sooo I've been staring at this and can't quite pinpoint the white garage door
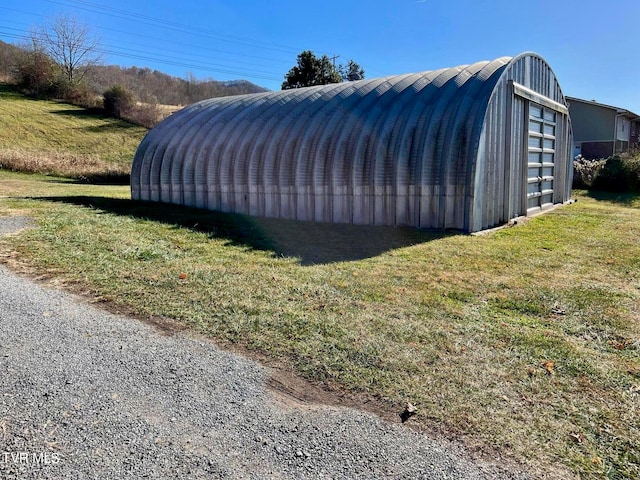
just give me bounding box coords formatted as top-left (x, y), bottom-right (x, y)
top-left (527, 103), bottom-right (556, 213)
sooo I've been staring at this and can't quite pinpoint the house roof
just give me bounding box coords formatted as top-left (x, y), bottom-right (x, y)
top-left (566, 96), bottom-right (640, 120)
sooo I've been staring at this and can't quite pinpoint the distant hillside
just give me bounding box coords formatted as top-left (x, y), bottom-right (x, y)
top-left (0, 39), bottom-right (269, 105)
top-left (88, 65), bottom-right (269, 106)
top-left (0, 39), bottom-right (22, 82)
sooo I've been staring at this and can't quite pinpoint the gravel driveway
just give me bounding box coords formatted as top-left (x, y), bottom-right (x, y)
top-left (0, 216), bottom-right (528, 479)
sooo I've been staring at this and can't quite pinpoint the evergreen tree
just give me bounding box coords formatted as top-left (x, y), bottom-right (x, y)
top-left (282, 50), bottom-right (364, 90)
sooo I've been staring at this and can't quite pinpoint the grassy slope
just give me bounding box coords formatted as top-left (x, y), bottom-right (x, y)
top-left (0, 84), bottom-right (147, 178)
top-left (0, 91), bottom-right (638, 479)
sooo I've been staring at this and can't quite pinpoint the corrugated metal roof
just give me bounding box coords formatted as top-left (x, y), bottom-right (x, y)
top-left (131, 53), bottom-right (572, 232)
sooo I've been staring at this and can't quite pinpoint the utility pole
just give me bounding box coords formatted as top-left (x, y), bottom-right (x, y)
top-left (329, 54), bottom-right (340, 67)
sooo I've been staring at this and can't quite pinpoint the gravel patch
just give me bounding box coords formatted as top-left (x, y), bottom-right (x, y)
top-left (0, 216), bottom-right (32, 237)
top-left (0, 217), bottom-right (530, 479)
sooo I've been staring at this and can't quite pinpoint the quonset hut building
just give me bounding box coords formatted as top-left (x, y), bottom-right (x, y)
top-left (131, 52), bottom-right (573, 233)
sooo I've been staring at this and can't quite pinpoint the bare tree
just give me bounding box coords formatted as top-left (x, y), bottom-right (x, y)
top-left (37, 14), bottom-right (102, 85)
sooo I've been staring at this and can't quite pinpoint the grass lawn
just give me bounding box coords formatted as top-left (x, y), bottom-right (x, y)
top-left (0, 170), bottom-right (638, 479)
top-left (0, 83), bottom-right (147, 181)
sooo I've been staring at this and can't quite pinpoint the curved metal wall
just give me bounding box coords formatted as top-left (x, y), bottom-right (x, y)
top-left (131, 53), bottom-right (571, 232)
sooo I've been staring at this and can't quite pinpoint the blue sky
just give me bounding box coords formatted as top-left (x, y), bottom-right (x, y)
top-left (1, 0), bottom-right (639, 112)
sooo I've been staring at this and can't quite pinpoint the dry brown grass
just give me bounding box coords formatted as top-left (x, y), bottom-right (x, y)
top-left (0, 148), bottom-right (130, 183)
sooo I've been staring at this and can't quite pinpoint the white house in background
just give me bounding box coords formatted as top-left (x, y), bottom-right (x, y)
top-left (567, 97), bottom-right (640, 159)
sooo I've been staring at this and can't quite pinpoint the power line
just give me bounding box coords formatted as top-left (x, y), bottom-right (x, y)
top-left (0, 4), bottom-right (297, 82)
top-left (0, 20), bottom-right (284, 72)
top-left (0, 27), bottom-right (283, 81)
top-left (0, 2), bottom-right (374, 82)
top-left (42, 0), bottom-right (302, 55)
top-left (0, 7), bottom-right (294, 67)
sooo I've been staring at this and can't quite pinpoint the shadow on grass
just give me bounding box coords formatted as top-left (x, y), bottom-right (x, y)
top-left (83, 123), bottom-right (141, 132)
top-left (43, 173), bottom-right (131, 186)
top-left (50, 109), bottom-right (141, 130)
top-left (34, 196), bottom-right (452, 265)
top-left (583, 190), bottom-right (640, 206)
top-left (50, 108), bottom-right (109, 118)
top-left (0, 170), bottom-right (129, 186)
top-left (0, 83), bottom-right (20, 95)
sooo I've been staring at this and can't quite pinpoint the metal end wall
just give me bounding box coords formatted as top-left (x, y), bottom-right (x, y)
top-left (472, 53), bottom-right (573, 231)
top-left (131, 53), bottom-right (572, 232)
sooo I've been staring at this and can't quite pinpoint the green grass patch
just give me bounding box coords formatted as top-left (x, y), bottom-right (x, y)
top-left (0, 84), bottom-right (146, 181)
top-left (1, 171), bottom-right (639, 479)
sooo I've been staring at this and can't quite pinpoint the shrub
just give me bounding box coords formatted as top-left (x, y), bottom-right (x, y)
top-left (593, 154), bottom-right (640, 193)
top-left (14, 48), bottom-right (60, 97)
top-left (60, 81), bottom-right (101, 108)
top-left (122, 102), bottom-right (163, 128)
top-left (103, 84), bottom-right (135, 118)
top-left (573, 156), bottom-right (607, 189)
